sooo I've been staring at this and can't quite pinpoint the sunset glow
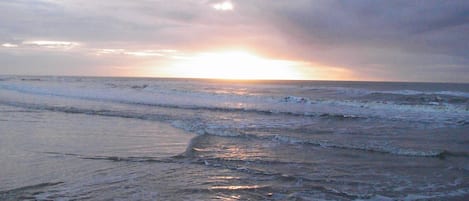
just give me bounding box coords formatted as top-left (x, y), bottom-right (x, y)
top-left (163, 51), bottom-right (306, 80)
top-left (1, 1), bottom-right (467, 82)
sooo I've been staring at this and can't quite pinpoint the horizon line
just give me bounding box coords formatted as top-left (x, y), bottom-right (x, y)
top-left (1, 74), bottom-right (468, 84)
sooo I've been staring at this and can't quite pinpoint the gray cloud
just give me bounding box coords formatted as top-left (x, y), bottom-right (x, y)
top-left (233, 0), bottom-right (469, 81)
top-left (246, 0), bottom-right (469, 51)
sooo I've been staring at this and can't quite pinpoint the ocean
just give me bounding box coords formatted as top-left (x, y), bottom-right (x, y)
top-left (0, 76), bottom-right (468, 200)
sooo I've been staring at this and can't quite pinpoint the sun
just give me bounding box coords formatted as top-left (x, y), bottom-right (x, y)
top-left (163, 51), bottom-right (306, 80)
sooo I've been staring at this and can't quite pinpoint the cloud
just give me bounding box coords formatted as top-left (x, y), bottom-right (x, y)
top-left (1, 43), bottom-right (18, 48)
top-left (0, 0), bottom-right (468, 82)
top-left (22, 40), bottom-right (80, 49)
top-left (95, 48), bottom-right (178, 57)
top-left (1, 39), bottom-right (80, 50)
top-left (232, 0), bottom-right (469, 81)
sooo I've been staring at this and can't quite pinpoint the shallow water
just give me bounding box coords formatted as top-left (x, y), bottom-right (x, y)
top-left (0, 76), bottom-right (468, 200)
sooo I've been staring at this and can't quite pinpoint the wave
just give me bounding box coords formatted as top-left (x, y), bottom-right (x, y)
top-left (318, 113), bottom-right (365, 120)
top-left (1, 99), bottom-right (468, 159)
top-left (0, 101), bottom-right (178, 125)
top-left (0, 182), bottom-right (63, 198)
top-left (280, 92), bottom-right (468, 109)
top-left (301, 85), bottom-right (469, 98)
top-left (362, 92), bottom-right (469, 106)
top-left (2, 98), bottom-right (469, 160)
top-left (280, 96), bottom-right (311, 104)
top-left (316, 85), bottom-right (469, 97)
top-left (0, 87), bottom-right (373, 122)
top-left (279, 95), bottom-right (468, 125)
top-left (42, 152), bottom-right (172, 163)
top-left (382, 89), bottom-right (469, 98)
top-left (180, 129), bottom-right (469, 159)
top-left (1, 80), bottom-right (468, 130)
top-left (0, 99), bottom-right (372, 141)
top-left (271, 135), bottom-right (469, 158)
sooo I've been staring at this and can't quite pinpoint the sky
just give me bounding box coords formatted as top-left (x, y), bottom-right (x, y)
top-left (0, 0), bottom-right (468, 82)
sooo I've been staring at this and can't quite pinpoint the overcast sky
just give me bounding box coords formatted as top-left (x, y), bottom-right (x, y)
top-left (1, 0), bottom-right (468, 82)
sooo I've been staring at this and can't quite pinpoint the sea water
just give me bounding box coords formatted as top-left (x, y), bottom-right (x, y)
top-left (0, 76), bottom-right (468, 200)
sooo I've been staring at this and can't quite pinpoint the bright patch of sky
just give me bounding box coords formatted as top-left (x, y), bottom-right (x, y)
top-left (213, 1), bottom-right (234, 11)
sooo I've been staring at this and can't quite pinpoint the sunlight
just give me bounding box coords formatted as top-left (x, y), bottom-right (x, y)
top-left (164, 51), bottom-right (307, 80)
top-left (212, 1), bottom-right (234, 11)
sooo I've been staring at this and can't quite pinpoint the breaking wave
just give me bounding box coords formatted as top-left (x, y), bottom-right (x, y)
top-left (272, 135), bottom-right (469, 158)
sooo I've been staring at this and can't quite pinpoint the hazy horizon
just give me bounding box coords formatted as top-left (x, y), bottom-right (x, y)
top-left (5, 74), bottom-right (469, 85)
